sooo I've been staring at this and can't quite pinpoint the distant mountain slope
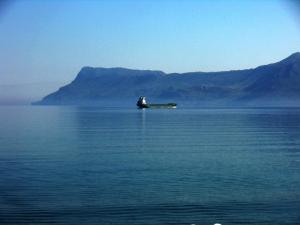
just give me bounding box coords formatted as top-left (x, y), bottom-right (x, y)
top-left (34, 53), bottom-right (300, 106)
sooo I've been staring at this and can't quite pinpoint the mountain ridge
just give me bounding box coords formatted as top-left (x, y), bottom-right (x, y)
top-left (34, 52), bottom-right (300, 106)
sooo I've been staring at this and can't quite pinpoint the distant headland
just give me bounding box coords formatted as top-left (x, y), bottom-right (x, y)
top-left (33, 52), bottom-right (300, 107)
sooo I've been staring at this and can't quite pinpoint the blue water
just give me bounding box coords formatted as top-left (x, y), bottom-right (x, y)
top-left (0, 106), bottom-right (299, 225)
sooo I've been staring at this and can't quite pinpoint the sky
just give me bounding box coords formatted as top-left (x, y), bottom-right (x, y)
top-left (0, 0), bottom-right (300, 104)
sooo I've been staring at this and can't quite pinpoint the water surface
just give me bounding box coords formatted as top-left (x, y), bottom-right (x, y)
top-left (0, 106), bottom-right (299, 225)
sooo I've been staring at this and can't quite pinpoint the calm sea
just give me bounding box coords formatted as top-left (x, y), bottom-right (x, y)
top-left (0, 106), bottom-right (299, 225)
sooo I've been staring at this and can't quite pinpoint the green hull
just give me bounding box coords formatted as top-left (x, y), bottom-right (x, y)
top-left (140, 103), bottom-right (177, 109)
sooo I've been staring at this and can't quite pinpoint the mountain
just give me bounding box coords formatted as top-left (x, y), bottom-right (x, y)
top-left (34, 53), bottom-right (300, 106)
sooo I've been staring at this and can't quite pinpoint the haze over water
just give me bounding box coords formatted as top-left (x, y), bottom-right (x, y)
top-left (0, 106), bottom-right (299, 225)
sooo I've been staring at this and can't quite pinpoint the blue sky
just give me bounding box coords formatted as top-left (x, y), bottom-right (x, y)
top-left (0, 0), bottom-right (300, 103)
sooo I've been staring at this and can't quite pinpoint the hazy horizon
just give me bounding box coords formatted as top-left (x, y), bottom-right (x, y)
top-left (1, 0), bottom-right (300, 104)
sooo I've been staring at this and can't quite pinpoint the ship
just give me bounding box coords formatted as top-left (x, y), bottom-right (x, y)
top-left (136, 96), bottom-right (177, 109)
